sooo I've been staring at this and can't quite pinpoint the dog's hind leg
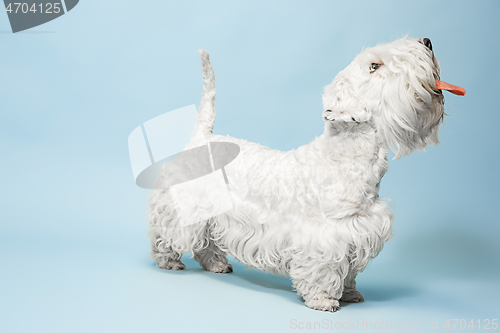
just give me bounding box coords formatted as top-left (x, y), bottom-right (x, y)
top-left (340, 271), bottom-right (364, 303)
top-left (290, 256), bottom-right (349, 312)
top-left (151, 236), bottom-right (186, 271)
top-left (193, 227), bottom-right (232, 273)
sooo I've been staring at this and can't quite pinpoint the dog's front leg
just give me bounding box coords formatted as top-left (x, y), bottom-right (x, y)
top-left (290, 257), bottom-right (349, 312)
top-left (340, 271), bottom-right (364, 303)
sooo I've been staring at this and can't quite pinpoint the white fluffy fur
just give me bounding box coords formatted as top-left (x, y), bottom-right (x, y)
top-left (147, 37), bottom-right (445, 312)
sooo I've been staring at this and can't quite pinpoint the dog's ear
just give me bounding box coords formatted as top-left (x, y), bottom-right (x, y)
top-left (322, 80), bottom-right (372, 124)
top-left (377, 73), bottom-right (444, 159)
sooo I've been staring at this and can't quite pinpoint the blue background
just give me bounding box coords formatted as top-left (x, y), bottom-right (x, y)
top-left (1, 1), bottom-right (499, 332)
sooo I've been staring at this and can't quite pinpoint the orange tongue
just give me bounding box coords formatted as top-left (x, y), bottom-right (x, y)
top-left (436, 80), bottom-right (466, 96)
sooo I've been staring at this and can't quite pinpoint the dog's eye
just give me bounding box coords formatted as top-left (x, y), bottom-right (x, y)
top-left (370, 63), bottom-right (381, 73)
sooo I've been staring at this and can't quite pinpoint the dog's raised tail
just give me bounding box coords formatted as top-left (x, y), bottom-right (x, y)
top-left (193, 50), bottom-right (216, 140)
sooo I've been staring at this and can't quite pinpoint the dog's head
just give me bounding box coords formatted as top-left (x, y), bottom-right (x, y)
top-left (322, 37), bottom-right (464, 159)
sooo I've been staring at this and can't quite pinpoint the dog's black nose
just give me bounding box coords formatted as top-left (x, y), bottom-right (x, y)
top-left (422, 38), bottom-right (432, 51)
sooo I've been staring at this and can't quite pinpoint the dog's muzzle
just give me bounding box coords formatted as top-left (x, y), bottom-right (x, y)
top-left (420, 37), bottom-right (466, 96)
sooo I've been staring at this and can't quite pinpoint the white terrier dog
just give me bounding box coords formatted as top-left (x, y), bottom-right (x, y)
top-left (147, 37), bottom-right (464, 312)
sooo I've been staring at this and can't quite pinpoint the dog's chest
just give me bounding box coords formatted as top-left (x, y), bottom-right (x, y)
top-left (316, 133), bottom-right (387, 218)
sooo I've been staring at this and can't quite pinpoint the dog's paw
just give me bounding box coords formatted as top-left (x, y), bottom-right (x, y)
top-left (305, 295), bottom-right (340, 312)
top-left (340, 289), bottom-right (364, 303)
top-left (209, 262), bottom-right (233, 273)
top-left (323, 108), bottom-right (371, 123)
top-left (157, 258), bottom-right (186, 271)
